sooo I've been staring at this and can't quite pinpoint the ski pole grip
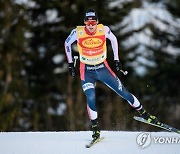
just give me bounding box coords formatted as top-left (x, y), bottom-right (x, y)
top-left (120, 70), bottom-right (128, 75)
top-left (74, 56), bottom-right (78, 67)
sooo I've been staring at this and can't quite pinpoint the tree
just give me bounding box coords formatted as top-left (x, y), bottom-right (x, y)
top-left (0, 0), bottom-right (29, 131)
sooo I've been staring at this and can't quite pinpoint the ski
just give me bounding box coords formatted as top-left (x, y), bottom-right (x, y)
top-left (134, 116), bottom-right (180, 134)
top-left (85, 137), bottom-right (104, 148)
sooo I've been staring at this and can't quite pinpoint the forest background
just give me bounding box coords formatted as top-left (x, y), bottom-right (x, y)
top-left (0, 0), bottom-right (179, 132)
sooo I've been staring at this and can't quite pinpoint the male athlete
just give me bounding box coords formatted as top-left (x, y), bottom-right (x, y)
top-left (64, 8), bottom-right (158, 140)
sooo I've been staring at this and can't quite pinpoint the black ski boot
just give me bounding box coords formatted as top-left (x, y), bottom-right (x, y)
top-left (138, 108), bottom-right (159, 124)
top-left (91, 119), bottom-right (100, 141)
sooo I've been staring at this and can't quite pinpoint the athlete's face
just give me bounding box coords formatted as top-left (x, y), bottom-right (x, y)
top-left (85, 20), bottom-right (98, 33)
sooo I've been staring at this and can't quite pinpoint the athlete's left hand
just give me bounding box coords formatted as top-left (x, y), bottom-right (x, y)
top-left (114, 60), bottom-right (122, 72)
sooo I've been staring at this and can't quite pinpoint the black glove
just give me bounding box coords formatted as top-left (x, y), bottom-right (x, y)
top-left (68, 63), bottom-right (76, 77)
top-left (114, 60), bottom-right (122, 72)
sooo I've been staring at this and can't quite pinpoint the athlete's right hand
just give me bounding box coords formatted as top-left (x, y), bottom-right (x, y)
top-left (68, 63), bottom-right (76, 77)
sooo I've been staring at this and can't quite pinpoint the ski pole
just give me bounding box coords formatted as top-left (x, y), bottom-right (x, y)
top-left (74, 56), bottom-right (78, 67)
top-left (120, 70), bottom-right (128, 75)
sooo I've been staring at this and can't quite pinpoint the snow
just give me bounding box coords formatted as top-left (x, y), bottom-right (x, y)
top-left (0, 131), bottom-right (179, 154)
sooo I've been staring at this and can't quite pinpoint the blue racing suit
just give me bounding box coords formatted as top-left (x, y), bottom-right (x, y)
top-left (80, 61), bottom-right (142, 120)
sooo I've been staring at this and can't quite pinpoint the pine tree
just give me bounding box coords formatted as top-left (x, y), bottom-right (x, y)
top-left (0, 0), bottom-right (29, 131)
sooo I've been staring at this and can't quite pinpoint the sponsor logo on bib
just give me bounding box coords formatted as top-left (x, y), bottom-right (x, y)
top-left (82, 38), bottom-right (103, 48)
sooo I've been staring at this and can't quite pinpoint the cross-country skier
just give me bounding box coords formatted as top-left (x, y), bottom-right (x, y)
top-left (64, 8), bottom-right (158, 141)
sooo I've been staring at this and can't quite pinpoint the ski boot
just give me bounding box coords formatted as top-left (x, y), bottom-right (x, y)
top-left (138, 108), bottom-right (159, 124)
top-left (91, 119), bottom-right (100, 141)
